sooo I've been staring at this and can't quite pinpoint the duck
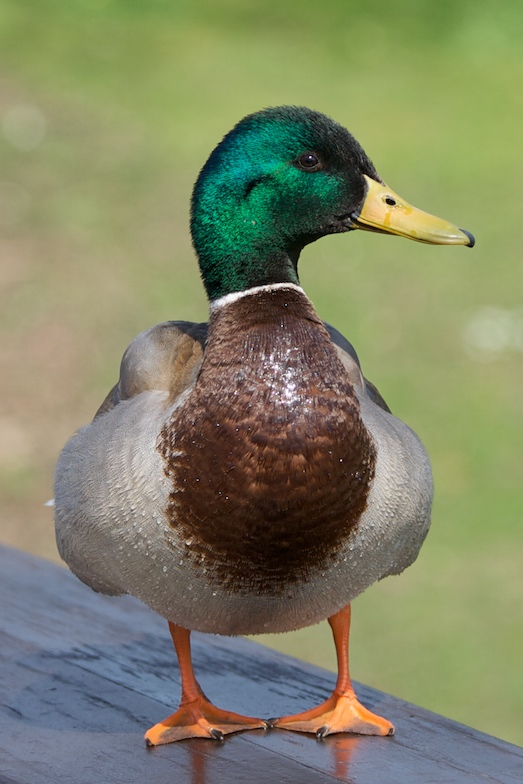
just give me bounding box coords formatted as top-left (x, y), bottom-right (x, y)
top-left (54, 106), bottom-right (474, 746)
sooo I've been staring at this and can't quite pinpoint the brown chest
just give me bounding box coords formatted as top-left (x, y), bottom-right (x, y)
top-left (158, 289), bottom-right (376, 594)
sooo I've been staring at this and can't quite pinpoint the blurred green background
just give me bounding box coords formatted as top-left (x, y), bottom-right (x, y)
top-left (0, 0), bottom-right (521, 746)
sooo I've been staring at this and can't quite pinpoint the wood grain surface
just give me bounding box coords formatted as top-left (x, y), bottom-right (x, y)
top-left (0, 545), bottom-right (521, 783)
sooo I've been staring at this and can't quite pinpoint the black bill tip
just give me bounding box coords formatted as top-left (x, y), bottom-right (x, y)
top-left (460, 228), bottom-right (475, 248)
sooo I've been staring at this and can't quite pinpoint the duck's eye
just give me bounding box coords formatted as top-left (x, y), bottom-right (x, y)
top-left (297, 152), bottom-right (322, 171)
top-left (384, 196), bottom-right (397, 206)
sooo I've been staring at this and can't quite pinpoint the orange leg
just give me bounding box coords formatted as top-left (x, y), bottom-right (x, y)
top-left (274, 604), bottom-right (395, 738)
top-left (145, 622), bottom-right (267, 745)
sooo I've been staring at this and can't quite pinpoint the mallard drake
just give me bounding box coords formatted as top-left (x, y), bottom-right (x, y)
top-left (55, 106), bottom-right (474, 745)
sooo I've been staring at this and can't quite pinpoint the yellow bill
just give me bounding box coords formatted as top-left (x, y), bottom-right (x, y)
top-left (352, 175), bottom-right (475, 247)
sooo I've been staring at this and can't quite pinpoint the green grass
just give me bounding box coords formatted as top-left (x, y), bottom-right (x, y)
top-left (0, 0), bottom-right (521, 746)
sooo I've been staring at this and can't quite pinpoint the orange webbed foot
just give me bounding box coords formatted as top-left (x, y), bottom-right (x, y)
top-left (273, 603), bottom-right (395, 738)
top-left (145, 693), bottom-right (267, 745)
top-left (147, 621), bottom-right (267, 745)
top-left (273, 689), bottom-right (394, 738)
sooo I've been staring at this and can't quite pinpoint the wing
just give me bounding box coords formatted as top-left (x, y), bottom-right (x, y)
top-left (324, 321), bottom-right (392, 414)
top-left (94, 321), bottom-right (208, 420)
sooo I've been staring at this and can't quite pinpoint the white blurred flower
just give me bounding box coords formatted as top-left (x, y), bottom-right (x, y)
top-left (2, 104), bottom-right (47, 151)
top-left (462, 306), bottom-right (523, 361)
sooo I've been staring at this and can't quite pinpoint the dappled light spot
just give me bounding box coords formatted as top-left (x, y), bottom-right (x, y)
top-left (2, 103), bottom-right (47, 151)
top-left (462, 306), bottom-right (523, 361)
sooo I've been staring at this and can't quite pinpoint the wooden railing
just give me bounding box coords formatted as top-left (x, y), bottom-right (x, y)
top-left (0, 545), bottom-right (521, 783)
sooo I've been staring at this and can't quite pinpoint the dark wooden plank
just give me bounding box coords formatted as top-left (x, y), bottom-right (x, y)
top-left (0, 544), bottom-right (521, 784)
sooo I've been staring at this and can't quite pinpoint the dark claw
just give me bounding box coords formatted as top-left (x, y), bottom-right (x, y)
top-left (316, 724), bottom-right (330, 739)
top-left (387, 726), bottom-right (395, 736)
top-left (266, 718), bottom-right (278, 728)
top-left (210, 728), bottom-right (225, 741)
top-left (145, 737), bottom-right (154, 748)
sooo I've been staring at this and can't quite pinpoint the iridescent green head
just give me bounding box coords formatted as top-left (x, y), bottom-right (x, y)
top-left (190, 106), bottom-right (474, 301)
